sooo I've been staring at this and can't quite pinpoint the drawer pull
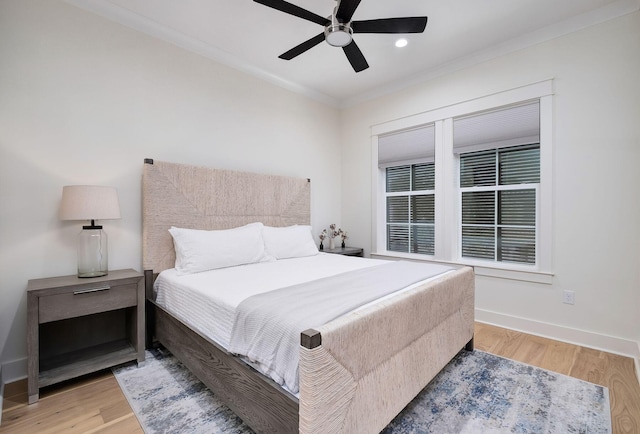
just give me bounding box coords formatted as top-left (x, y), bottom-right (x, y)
top-left (73, 285), bottom-right (111, 295)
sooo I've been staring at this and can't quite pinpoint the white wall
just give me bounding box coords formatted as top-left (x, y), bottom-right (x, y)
top-left (0, 0), bottom-right (341, 377)
top-left (341, 12), bottom-right (640, 356)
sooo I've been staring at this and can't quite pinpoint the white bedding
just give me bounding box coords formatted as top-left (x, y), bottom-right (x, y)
top-left (154, 253), bottom-right (388, 349)
top-left (154, 253), bottom-right (453, 393)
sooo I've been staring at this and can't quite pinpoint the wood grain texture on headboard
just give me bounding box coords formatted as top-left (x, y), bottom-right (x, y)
top-left (142, 159), bottom-right (311, 273)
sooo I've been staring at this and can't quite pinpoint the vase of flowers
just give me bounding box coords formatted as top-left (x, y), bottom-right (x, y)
top-left (329, 224), bottom-right (339, 249)
top-left (323, 224), bottom-right (348, 250)
top-left (321, 225), bottom-right (347, 250)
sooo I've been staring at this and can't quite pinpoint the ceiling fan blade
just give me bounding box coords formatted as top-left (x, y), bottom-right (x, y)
top-left (253, 0), bottom-right (330, 26)
top-left (342, 40), bottom-right (369, 72)
top-left (336, 0), bottom-right (362, 23)
top-left (279, 33), bottom-right (326, 60)
top-left (352, 17), bottom-right (428, 34)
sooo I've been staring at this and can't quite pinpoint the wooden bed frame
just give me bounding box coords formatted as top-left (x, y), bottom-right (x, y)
top-left (142, 159), bottom-right (475, 434)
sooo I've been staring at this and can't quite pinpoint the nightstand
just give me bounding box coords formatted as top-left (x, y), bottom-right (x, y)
top-left (27, 269), bottom-right (144, 404)
top-left (323, 246), bottom-right (364, 257)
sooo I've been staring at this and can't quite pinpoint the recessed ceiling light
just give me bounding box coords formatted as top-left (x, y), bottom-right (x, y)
top-left (395, 38), bottom-right (408, 48)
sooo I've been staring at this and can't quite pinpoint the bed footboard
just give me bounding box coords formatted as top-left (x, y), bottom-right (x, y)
top-left (299, 266), bottom-right (475, 434)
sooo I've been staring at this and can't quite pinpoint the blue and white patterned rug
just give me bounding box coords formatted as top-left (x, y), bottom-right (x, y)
top-left (113, 348), bottom-right (611, 433)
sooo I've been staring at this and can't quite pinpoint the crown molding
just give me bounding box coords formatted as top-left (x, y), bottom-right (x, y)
top-left (64, 0), bottom-right (340, 107)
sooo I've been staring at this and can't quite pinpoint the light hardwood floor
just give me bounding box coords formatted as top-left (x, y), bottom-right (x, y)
top-left (2, 323), bottom-right (639, 433)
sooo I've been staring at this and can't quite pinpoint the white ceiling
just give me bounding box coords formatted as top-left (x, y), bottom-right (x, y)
top-left (68, 0), bottom-right (638, 106)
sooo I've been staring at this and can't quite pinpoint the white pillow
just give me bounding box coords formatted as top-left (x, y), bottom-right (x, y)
top-left (262, 225), bottom-right (319, 259)
top-left (169, 223), bottom-right (271, 275)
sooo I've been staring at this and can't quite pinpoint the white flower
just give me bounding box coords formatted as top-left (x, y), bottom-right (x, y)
top-left (326, 224), bottom-right (346, 239)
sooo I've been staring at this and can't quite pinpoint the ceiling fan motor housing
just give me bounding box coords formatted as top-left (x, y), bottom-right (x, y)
top-left (325, 22), bottom-right (353, 47)
top-left (325, 7), bottom-right (353, 47)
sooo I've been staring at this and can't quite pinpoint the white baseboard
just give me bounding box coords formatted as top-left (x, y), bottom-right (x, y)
top-left (1, 358), bottom-right (27, 387)
top-left (476, 308), bottom-right (640, 386)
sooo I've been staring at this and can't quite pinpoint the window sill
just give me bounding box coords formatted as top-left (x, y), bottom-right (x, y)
top-left (370, 251), bottom-right (554, 284)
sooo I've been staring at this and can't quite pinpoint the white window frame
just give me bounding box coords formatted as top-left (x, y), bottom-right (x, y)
top-left (371, 80), bottom-right (553, 283)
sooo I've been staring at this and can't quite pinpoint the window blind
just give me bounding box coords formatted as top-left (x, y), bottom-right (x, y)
top-left (378, 124), bottom-right (435, 166)
top-left (453, 101), bottom-right (540, 155)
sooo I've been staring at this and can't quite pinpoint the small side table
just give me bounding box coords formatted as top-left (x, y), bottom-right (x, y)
top-left (27, 269), bottom-right (145, 403)
top-left (322, 246), bottom-right (364, 257)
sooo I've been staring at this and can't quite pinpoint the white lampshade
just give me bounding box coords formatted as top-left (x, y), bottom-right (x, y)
top-left (59, 185), bottom-right (121, 278)
top-left (59, 185), bottom-right (121, 221)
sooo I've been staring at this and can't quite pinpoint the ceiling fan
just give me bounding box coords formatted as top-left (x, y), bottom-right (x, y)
top-left (254, 0), bottom-right (428, 72)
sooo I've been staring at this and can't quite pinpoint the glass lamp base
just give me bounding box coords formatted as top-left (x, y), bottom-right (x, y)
top-left (77, 227), bottom-right (108, 278)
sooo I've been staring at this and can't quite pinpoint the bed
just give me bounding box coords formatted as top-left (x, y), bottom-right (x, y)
top-left (142, 159), bottom-right (475, 434)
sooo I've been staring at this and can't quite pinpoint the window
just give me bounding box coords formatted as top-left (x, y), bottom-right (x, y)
top-left (372, 80), bottom-right (552, 276)
top-left (459, 144), bottom-right (540, 264)
top-left (385, 163), bottom-right (435, 254)
top-left (378, 125), bottom-right (435, 256)
top-left (454, 100), bottom-right (541, 266)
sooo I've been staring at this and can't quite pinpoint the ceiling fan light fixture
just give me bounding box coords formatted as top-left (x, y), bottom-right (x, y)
top-left (325, 24), bottom-right (353, 47)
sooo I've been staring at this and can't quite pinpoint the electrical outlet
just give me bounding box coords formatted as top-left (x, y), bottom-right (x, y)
top-left (562, 290), bottom-right (575, 305)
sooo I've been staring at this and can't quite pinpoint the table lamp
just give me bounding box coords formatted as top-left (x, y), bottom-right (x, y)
top-left (59, 185), bottom-right (121, 278)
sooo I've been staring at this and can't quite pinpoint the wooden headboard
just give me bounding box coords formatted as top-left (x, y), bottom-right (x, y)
top-left (142, 159), bottom-right (311, 273)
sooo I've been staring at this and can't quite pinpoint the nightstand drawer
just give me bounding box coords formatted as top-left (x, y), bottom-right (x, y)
top-left (39, 283), bottom-right (138, 323)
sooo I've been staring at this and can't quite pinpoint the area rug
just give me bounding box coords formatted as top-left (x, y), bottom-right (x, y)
top-left (113, 348), bottom-right (611, 433)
